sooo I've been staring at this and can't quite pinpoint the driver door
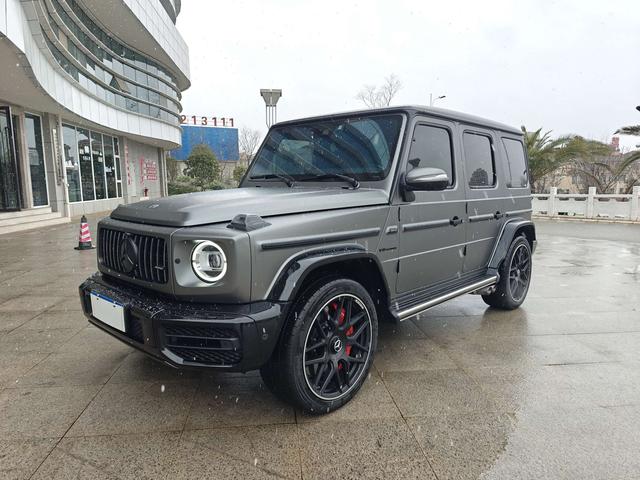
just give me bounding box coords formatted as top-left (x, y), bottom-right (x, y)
top-left (396, 118), bottom-right (466, 294)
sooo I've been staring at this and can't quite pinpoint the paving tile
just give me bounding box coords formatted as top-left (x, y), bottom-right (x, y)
top-left (0, 295), bottom-right (64, 313)
top-left (31, 432), bottom-right (180, 480)
top-left (407, 412), bottom-right (513, 480)
top-left (298, 418), bottom-right (436, 480)
top-left (20, 310), bottom-right (88, 331)
top-left (11, 348), bottom-right (128, 387)
top-left (67, 381), bottom-right (198, 437)
top-left (0, 437), bottom-right (59, 480)
top-left (0, 385), bottom-right (99, 440)
top-left (374, 336), bottom-right (456, 373)
top-left (383, 369), bottom-right (499, 418)
top-left (186, 375), bottom-right (295, 429)
top-left (0, 311), bottom-right (38, 333)
top-left (482, 405), bottom-right (640, 479)
top-left (179, 425), bottom-right (301, 479)
top-left (0, 351), bottom-right (49, 388)
top-left (0, 327), bottom-right (82, 355)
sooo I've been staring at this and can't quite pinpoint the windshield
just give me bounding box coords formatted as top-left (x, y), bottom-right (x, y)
top-left (246, 114), bottom-right (403, 182)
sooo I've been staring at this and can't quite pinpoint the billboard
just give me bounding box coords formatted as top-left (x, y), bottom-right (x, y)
top-left (171, 125), bottom-right (239, 161)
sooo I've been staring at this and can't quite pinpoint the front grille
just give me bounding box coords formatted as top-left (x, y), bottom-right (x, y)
top-left (163, 323), bottom-right (242, 366)
top-left (99, 228), bottom-right (168, 284)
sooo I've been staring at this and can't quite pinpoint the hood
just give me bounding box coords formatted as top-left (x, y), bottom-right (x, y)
top-left (110, 187), bottom-right (389, 227)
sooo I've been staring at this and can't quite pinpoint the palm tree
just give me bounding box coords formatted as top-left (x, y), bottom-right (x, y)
top-left (615, 125), bottom-right (640, 136)
top-left (522, 127), bottom-right (611, 192)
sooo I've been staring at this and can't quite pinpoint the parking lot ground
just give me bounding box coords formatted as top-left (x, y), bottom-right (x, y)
top-left (0, 216), bottom-right (639, 479)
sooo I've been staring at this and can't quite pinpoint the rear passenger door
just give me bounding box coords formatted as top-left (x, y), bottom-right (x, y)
top-left (396, 118), bottom-right (466, 293)
top-left (461, 128), bottom-right (506, 273)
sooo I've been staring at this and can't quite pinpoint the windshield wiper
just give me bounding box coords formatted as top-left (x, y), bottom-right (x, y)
top-left (298, 173), bottom-right (360, 189)
top-left (249, 173), bottom-right (295, 187)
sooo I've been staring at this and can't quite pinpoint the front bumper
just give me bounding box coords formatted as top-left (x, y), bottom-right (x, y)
top-left (79, 274), bottom-right (285, 372)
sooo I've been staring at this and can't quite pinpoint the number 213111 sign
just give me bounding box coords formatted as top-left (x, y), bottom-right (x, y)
top-left (180, 115), bottom-right (235, 127)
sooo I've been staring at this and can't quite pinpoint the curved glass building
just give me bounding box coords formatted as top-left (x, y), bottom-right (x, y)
top-left (0, 0), bottom-right (190, 231)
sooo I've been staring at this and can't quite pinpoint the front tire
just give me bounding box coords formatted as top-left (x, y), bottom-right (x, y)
top-left (482, 235), bottom-right (532, 310)
top-left (261, 278), bottom-right (378, 414)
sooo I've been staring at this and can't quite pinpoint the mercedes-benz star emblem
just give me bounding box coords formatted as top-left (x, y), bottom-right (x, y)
top-left (118, 233), bottom-right (138, 274)
top-left (332, 338), bottom-right (343, 353)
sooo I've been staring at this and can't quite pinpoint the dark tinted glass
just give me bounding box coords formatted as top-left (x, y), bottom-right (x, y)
top-left (248, 114), bottom-right (403, 181)
top-left (502, 138), bottom-right (528, 188)
top-left (463, 132), bottom-right (495, 188)
top-left (408, 124), bottom-right (454, 186)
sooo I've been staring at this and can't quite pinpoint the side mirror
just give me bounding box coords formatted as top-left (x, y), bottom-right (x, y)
top-left (404, 167), bottom-right (449, 191)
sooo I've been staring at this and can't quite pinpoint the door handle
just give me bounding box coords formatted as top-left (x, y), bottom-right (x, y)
top-left (494, 211), bottom-right (505, 219)
top-left (450, 216), bottom-right (463, 226)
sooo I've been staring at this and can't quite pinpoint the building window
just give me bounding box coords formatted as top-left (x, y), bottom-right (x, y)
top-left (24, 114), bottom-right (49, 206)
top-left (62, 124), bottom-right (81, 202)
top-left (62, 124), bottom-right (122, 203)
top-left (91, 132), bottom-right (106, 200)
top-left (77, 128), bottom-right (94, 200)
top-left (408, 124), bottom-right (454, 186)
top-left (463, 132), bottom-right (496, 188)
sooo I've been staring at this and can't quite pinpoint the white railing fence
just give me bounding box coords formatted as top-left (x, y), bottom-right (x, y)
top-left (533, 186), bottom-right (640, 221)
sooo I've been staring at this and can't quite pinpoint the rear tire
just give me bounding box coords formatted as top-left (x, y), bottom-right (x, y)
top-left (482, 235), bottom-right (532, 310)
top-left (261, 278), bottom-right (378, 414)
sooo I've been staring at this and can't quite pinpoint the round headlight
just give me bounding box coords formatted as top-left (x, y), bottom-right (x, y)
top-left (191, 241), bottom-right (227, 283)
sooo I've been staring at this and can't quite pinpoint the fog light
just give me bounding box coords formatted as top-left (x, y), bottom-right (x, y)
top-left (191, 241), bottom-right (227, 283)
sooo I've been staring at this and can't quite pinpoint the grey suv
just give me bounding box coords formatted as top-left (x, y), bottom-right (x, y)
top-left (79, 106), bottom-right (535, 413)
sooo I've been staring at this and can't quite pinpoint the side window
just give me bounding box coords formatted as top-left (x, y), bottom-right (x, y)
top-left (408, 124), bottom-right (454, 186)
top-left (463, 132), bottom-right (495, 188)
top-left (502, 138), bottom-right (528, 188)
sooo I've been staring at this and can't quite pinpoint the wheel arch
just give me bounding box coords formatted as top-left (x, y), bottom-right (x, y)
top-left (267, 245), bottom-right (392, 319)
top-left (487, 218), bottom-right (536, 273)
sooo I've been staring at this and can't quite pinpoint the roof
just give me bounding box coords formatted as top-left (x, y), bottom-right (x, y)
top-left (275, 105), bottom-right (522, 136)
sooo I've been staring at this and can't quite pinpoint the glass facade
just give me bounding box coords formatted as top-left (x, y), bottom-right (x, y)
top-left (24, 114), bottom-right (49, 206)
top-left (62, 124), bottom-right (122, 203)
top-left (41, 0), bottom-right (181, 125)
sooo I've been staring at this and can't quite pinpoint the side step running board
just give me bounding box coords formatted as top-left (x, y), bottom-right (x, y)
top-left (395, 275), bottom-right (498, 321)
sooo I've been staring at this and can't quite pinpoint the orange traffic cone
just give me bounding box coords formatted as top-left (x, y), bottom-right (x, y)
top-left (74, 215), bottom-right (95, 250)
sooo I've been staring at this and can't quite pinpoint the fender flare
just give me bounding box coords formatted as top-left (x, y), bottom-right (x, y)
top-left (487, 218), bottom-right (536, 274)
top-left (266, 244), bottom-right (391, 304)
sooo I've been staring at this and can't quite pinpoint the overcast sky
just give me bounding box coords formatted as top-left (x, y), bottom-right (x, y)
top-left (177, 0), bottom-right (640, 150)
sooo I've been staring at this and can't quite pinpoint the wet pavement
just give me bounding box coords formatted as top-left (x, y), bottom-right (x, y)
top-left (0, 215), bottom-right (639, 480)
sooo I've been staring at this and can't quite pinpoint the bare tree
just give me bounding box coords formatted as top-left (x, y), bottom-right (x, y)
top-left (239, 127), bottom-right (261, 165)
top-left (356, 74), bottom-right (402, 108)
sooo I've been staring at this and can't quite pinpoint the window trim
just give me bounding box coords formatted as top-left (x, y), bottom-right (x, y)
top-left (62, 123), bottom-right (124, 204)
top-left (408, 121), bottom-right (457, 189)
top-left (462, 129), bottom-right (498, 190)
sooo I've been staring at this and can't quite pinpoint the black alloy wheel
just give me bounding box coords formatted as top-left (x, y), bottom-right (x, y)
top-left (508, 243), bottom-right (531, 302)
top-left (260, 278), bottom-right (378, 413)
top-left (482, 235), bottom-right (532, 310)
top-left (303, 294), bottom-right (372, 400)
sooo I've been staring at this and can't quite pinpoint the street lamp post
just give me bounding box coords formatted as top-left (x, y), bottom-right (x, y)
top-left (260, 89), bottom-right (282, 128)
top-left (429, 93), bottom-right (446, 107)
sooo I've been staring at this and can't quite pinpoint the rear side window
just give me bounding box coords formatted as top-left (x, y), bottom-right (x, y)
top-left (502, 138), bottom-right (528, 188)
top-left (463, 132), bottom-right (495, 188)
top-left (408, 124), bottom-right (454, 186)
